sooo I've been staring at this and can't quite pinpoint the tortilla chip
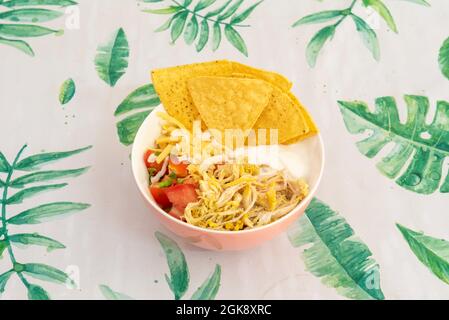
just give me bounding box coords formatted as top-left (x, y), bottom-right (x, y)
top-left (187, 76), bottom-right (272, 140)
top-left (251, 86), bottom-right (309, 144)
top-left (151, 60), bottom-right (317, 145)
top-left (231, 73), bottom-right (316, 144)
top-left (282, 91), bottom-right (318, 144)
top-left (151, 60), bottom-right (294, 130)
top-left (230, 62), bottom-right (292, 92)
top-left (151, 60), bottom-right (234, 129)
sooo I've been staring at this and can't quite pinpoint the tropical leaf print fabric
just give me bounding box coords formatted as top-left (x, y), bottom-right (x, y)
top-left (1, 0), bottom-right (449, 299)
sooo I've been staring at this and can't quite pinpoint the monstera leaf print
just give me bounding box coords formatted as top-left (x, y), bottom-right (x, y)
top-left (141, 0), bottom-right (264, 56)
top-left (0, 0), bottom-right (77, 56)
top-left (338, 95), bottom-right (449, 194)
top-left (293, 0), bottom-right (430, 67)
top-left (0, 144), bottom-right (91, 300)
top-left (438, 36), bottom-right (449, 81)
top-left (288, 198), bottom-right (384, 300)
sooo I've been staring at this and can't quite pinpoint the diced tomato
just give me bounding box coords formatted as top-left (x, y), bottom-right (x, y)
top-left (144, 149), bottom-right (163, 172)
top-left (180, 177), bottom-right (199, 188)
top-left (149, 185), bottom-right (171, 208)
top-left (164, 184), bottom-right (198, 212)
top-left (168, 159), bottom-right (189, 178)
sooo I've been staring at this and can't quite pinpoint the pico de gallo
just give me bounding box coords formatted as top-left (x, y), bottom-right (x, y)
top-left (144, 149), bottom-right (199, 219)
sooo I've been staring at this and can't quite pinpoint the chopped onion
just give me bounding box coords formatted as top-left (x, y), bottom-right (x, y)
top-left (150, 156), bottom-right (169, 184)
top-left (147, 153), bottom-right (157, 163)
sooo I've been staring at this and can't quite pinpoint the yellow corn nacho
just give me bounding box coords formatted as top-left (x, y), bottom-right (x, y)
top-left (151, 60), bottom-right (234, 129)
top-left (187, 76), bottom-right (273, 141)
top-left (151, 60), bottom-right (318, 145)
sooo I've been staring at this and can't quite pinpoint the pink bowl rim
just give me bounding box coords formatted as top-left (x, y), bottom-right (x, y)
top-left (131, 113), bottom-right (325, 235)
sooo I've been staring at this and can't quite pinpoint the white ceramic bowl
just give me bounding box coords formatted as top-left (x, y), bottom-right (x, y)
top-left (132, 105), bottom-right (325, 251)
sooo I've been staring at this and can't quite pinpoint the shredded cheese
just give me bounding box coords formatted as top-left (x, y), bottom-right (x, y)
top-left (223, 176), bottom-right (256, 188)
top-left (156, 112), bottom-right (188, 132)
top-left (156, 144), bottom-right (173, 164)
top-left (156, 136), bottom-right (181, 145)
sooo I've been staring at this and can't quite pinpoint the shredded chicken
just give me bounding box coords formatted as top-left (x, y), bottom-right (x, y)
top-left (183, 161), bottom-right (309, 231)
